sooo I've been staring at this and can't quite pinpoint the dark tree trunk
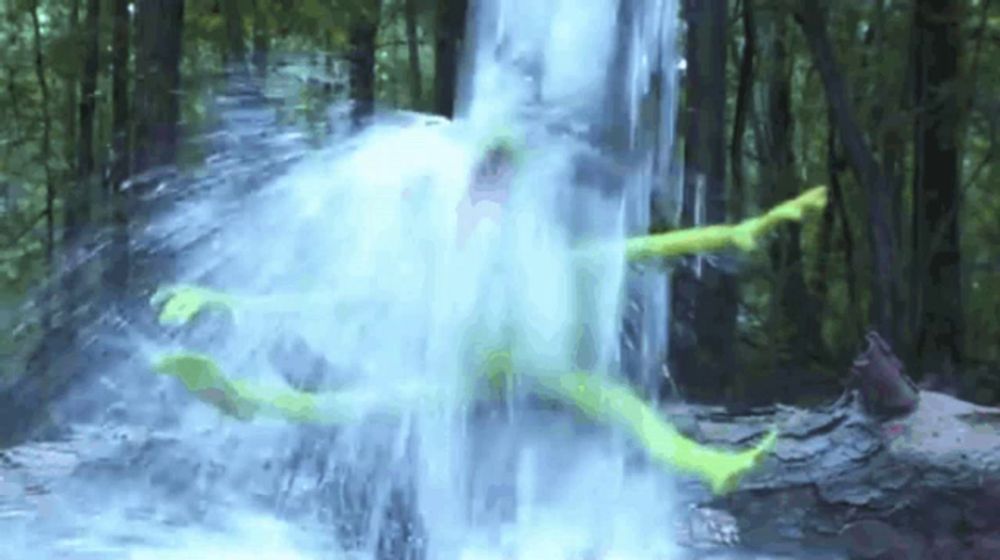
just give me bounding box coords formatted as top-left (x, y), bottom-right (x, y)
top-left (434, 0), bottom-right (468, 118)
top-left (794, 0), bottom-right (899, 345)
top-left (815, 108), bottom-right (863, 341)
top-left (8, 0), bottom-right (64, 448)
top-left (670, 0), bottom-right (739, 405)
top-left (405, 0), bottom-right (423, 107)
top-left (729, 0), bottom-right (756, 221)
top-left (912, 0), bottom-right (963, 378)
top-left (76, 0), bottom-right (99, 202)
top-left (762, 12), bottom-right (825, 387)
top-left (104, 0), bottom-right (131, 297)
top-left (28, 1), bottom-right (54, 274)
top-left (63, 0), bottom-right (100, 308)
top-left (63, 0), bottom-right (80, 169)
top-left (133, 0), bottom-right (185, 174)
top-left (221, 0), bottom-right (246, 70)
top-left (348, 1), bottom-right (381, 128)
top-left (251, 0), bottom-right (270, 78)
top-left (133, 0), bottom-right (184, 293)
top-left (870, 0), bottom-right (912, 353)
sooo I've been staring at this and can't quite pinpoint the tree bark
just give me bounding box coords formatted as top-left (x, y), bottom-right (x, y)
top-left (104, 0), bottom-right (131, 297)
top-left (670, 0), bottom-right (739, 405)
top-left (794, 0), bottom-right (898, 345)
top-left (63, 0), bottom-right (100, 307)
top-left (433, 0), bottom-right (468, 118)
top-left (348, 0), bottom-right (382, 128)
top-left (405, 0), bottom-right (423, 108)
top-left (28, 1), bottom-right (54, 275)
top-left (762, 10), bottom-right (825, 386)
top-left (912, 0), bottom-right (963, 378)
top-left (221, 0), bottom-right (246, 70)
top-left (133, 0), bottom-right (185, 174)
top-left (13, 0), bottom-right (62, 448)
top-left (815, 108), bottom-right (863, 341)
top-left (133, 0), bottom-right (185, 293)
top-left (729, 0), bottom-right (756, 221)
top-left (251, 0), bottom-right (269, 78)
top-left (63, 0), bottom-right (80, 170)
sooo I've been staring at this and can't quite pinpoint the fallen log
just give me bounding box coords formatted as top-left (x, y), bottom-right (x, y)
top-left (666, 388), bottom-right (1000, 559)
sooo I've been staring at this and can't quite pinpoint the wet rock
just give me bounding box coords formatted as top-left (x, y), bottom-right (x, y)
top-left (840, 520), bottom-right (929, 560)
top-left (679, 389), bottom-right (1000, 558)
top-left (970, 533), bottom-right (1000, 560)
top-left (929, 535), bottom-right (964, 559)
top-left (676, 505), bottom-right (741, 548)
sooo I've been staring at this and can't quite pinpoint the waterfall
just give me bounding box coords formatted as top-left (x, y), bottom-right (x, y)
top-left (460, 0), bottom-right (683, 396)
top-left (0, 2), bottom-right (689, 558)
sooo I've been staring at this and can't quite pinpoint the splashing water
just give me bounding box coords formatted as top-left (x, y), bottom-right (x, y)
top-left (2, 1), bottom-right (693, 559)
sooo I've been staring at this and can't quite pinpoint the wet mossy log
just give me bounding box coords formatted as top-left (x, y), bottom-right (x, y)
top-left (670, 387), bottom-right (1000, 558)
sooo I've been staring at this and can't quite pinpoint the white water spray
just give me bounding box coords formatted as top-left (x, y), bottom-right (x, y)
top-left (3, 1), bottom-right (688, 558)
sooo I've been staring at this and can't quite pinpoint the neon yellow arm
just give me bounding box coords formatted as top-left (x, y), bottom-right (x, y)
top-left (153, 188), bottom-right (828, 326)
top-left (151, 285), bottom-right (239, 326)
top-left (622, 186), bottom-right (827, 261)
top-left (150, 285), bottom-right (381, 327)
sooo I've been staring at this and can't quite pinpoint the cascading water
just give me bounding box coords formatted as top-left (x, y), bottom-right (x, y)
top-left (2, 1), bottom-right (691, 559)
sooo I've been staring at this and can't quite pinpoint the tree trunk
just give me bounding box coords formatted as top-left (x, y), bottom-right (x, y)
top-left (912, 0), bottom-right (963, 378)
top-left (221, 0), bottom-right (246, 70)
top-left (670, 0), bottom-right (739, 405)
top-left (13, 0), bottom-right (62, 448)
top-left (28, 1), bottom-right (54, 276)
top-left (405, 0), bottom-right (423, 108)
top-left (762, 11), bottom-right (825, 390)
top-left (63, 0), bottom-right (80, 169)
top-left (64, 0), bottom-right (100, 307)
top-left (348, 0), bottom-right (381, 128)
top-left (133, 0), bottom-right (185, 174)
top-left (729, 0), bottom-right (756, 221)
top-left (76, 0), bottom-right (99, 206)
top-left (104, 0), bottom-right (131, 297)
top-left (434, 0), bottom-right (468, 118)
top-left (251, 0), bottom-right (269, 78)
top-left (815, 108), bottom-right (863, 342)
top-left (871, 0), bottom-right (912, 353)
top-left (133, 0), bottom-right (185, 292)
top-left (794, 0), bottom-right (898, 345)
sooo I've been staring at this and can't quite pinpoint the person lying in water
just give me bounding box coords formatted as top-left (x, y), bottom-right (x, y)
top-left (149, 134), bottom-right (832, 496)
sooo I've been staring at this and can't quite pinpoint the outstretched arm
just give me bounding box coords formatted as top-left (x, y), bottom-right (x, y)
top-left (602, 186), bottom-right (827, 262)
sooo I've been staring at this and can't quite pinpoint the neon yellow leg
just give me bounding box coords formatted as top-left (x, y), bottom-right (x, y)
top-left (150, 285), bottom-right (378, 327)
top-left (154, 351), bottom-right (777, 495)
top-left (534, 369), bottom-right (777, 495)
top-left (484, 350), bottom-right (777, 495)
top-left (153, 352), bottom-right (463, 426)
